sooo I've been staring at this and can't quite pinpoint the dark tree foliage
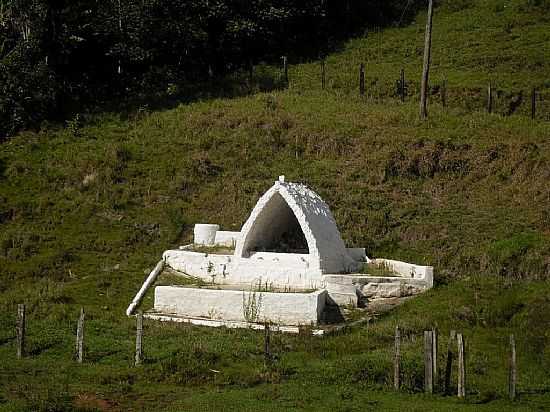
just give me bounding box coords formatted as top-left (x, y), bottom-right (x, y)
top-left (0, 0), bottom-right (420, 138)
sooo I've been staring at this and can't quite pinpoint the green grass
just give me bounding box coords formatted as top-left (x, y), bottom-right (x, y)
top-left (291, 0), bottom-right (550, 117)
top-left (186, 244), bottom-right (236, 255)
top-left (0, 0), bottom-right (550, 410)
top-left (360, 262), bottom-right (402, 277)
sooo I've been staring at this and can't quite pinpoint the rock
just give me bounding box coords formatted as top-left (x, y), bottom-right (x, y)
top-left (324, 276), bottom-right (359, 307)
top-left (326, 291), bottom-right (358, 307)
top-left (82, 172), bottom-right (97, 187)
top-left (362, 283), bottom-right (402, 298)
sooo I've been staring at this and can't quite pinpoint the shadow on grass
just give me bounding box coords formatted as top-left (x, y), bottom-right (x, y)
top-left (28, 340), bottom-right (62, 357)
top-left (86, 349), bottom-right (124, 363)
top-left (96, 67), bottom-right (290, 123)
top-left (0, 336), bottom-right (15, 346)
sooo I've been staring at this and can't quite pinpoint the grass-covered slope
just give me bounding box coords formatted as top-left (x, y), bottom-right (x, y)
top-left (0, 0), bottom-right (549, 410)
top-left (293, 0), bottom-right (550, 114)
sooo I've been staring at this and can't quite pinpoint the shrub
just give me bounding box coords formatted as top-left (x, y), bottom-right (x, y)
top-left (0, 46), bottom-right (57, 139)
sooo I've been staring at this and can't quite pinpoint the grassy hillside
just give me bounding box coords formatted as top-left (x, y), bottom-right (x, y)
top-left (292, 0), bottom-right (550, 114)
top-left (1, 0), bottom-right (549, 410)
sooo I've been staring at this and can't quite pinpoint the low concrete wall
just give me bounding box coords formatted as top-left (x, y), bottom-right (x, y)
top-left (163, 249), bottom-right (323, 288)
top-left (214, 231), bottom-right (240, 247)
top-left (370, 258), bottom-right (434, 287)
top-left (154, 286), bottom-right (326, 325)
top-left (162, 250), bottom-right (433, 309)
top-left (163, 250), bottom-right (232, 282)
top-left (322, 270), bottom-right (432, 304)
top-left (233, 252), bottom-right (323, 289)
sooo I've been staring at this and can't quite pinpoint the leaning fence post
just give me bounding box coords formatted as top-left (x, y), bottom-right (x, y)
top-left (359, 63), bottom-right (366, 96)
top-left (16, 304), bottom-right (26, 359)
top-left (394, 325), bottom-right (401, 390)
top-left (457, 333), bottom-right (465, 398)
top-left (424, 330), bottom-right (434, 393)
top-left (444, 330), bottom-right (456, 394)
top-left (75, 307), bottom-right (85, 363)
top-left (135, 311), bottom-right (143, 366)
top-left (509, 334), bottom-right (517, 401)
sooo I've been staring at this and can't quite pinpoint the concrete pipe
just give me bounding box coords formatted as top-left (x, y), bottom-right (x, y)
top-left (194, 224), bottom-right (219, 246)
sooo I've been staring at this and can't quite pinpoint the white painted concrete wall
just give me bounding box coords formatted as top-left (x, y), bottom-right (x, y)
top-left (214, 231), bottom-right (240, 247)
top-left (154, 286), bottom-right (326, 325)
top-left (163, 250), bottom-right (231, 282)
top-left (322, 272), bottom-right (432, 303)
top-left (233, 252), bottom-right (321, 289)
top-left (370, 258), bottom-right (434, 288)
top-left (163, 249), bottom-right (324, 289)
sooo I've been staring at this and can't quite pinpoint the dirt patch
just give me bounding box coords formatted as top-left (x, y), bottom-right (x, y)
top-left (74, 393), bottom-right (118, 411)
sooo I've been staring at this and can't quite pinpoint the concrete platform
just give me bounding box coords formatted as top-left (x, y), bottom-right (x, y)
top-left (144, 311), bottom-right (325, 335)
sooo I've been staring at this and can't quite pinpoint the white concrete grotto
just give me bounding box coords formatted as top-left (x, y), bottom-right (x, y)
top-left (127, 176), bottom-right (434, 329)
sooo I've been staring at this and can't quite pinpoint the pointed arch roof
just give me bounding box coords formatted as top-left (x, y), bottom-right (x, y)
top-left (235, 179), bottom-right (354, 273)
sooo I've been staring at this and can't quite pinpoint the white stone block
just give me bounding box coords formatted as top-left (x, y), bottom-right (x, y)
top-left (326, 292), bottom-right (358, 306)
top-left (360, 282), bottom-right (424, 299)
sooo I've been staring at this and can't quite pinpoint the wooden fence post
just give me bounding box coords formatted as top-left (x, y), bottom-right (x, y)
top-left (457, 333), bottom-right (465, 398)
top-left (509, 334), bottom-right (517, 401)
top-left (531, 87), bottom-right (536, 120)
top-left (359, 63), bottom-right (365, 96)
top-left (444, 330), bottom-right (456, 394)
top-left (394, 325), bottom-right (401, 390)
top-left (264, 322), bottom-right (271, 366)
top-left (16, 304), bottom-right (26, 359)
top-left (424, 330), bottom-right (434, 393)
top-left (75, 307), bottom-right (85, 363)
top-left (282, 56), bottom-right (288, 85)
top-left (419, 0), bottom-right (434, 119)
top-left (432, 327), bottom-right (438, 390)
top-left (321, 60), bottom-right (326, 90)
top-left (135, 311), bottom-right (143, 366)
top-left (487, 82), bottom-right (493, 114)
top-left (378, 26), bottom-right (382, 61)
top-left (400, 68), bottom-right (405, 102)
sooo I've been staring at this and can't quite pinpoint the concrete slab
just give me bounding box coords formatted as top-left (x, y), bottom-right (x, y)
top-left (143, 312), bottom-right (325, 335)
